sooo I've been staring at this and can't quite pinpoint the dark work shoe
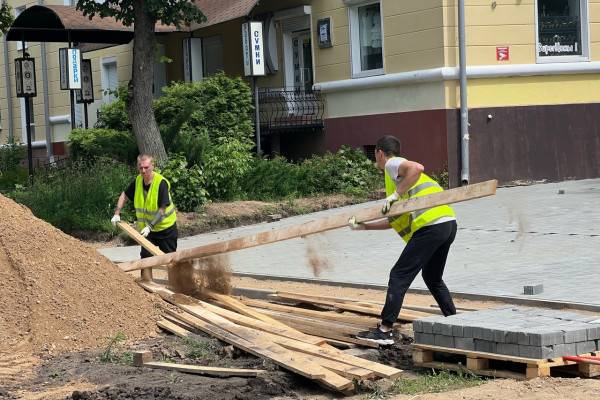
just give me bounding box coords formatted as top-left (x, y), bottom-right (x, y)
top-left (356, 327), bottom-right (394, 346)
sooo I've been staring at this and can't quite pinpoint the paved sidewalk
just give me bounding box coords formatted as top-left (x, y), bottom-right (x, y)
top-left (99, 179), bottom-right (600, 306)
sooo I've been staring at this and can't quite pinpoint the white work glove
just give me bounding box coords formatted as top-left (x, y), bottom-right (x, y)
top-left (111, 214), bottom-right (120, 226)
top-left (140, 226), bottom-right (151, 237)
top-left (348, 216), bottom-right (365, 231)
top-left (382, 192), bottom-right (400, 214)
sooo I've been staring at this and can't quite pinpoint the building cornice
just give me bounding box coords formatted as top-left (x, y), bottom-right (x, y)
top-left (313, 62), bottom-right (600, 93)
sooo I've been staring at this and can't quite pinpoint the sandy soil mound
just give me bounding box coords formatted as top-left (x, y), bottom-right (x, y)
top-left (0, 195), bottom-right (160, 355)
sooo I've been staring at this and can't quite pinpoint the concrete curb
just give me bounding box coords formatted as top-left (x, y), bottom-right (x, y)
top-left (232, 272), bottom-right (600, 313)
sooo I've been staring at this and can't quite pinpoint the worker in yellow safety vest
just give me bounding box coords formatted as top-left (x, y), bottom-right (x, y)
top-left (111, 154), bottom-right (178, 259)
top-left (349, 135), bottom-right (457, 346)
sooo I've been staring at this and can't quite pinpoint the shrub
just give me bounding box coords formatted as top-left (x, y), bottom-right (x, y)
top-left (69, 128), bottom-right (138, 163)
top-left (0, 142), bottom-right (28, 190)
top-left (95, 87), bottom-right (132, 132)
top-left (241, 156), bottom-right (300, 200)
top-left (159, 153), bottom-right (208, 212)
top-left (9, 158), bottom-right (134, 234)
top-left (154, 73), bottom-right (254, 165)
top-left (203, 137), bottom-right (254, 200)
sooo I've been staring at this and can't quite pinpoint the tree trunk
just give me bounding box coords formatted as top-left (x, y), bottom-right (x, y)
top-left (129, 0), bottom-right (167, 163)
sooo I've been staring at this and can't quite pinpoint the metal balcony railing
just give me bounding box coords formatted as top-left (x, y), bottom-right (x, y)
top-left (257, 88), bottom-right (324, 133)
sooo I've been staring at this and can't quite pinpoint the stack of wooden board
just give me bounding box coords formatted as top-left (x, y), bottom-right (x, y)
top-left (140, 281), bottom-right (402, 394)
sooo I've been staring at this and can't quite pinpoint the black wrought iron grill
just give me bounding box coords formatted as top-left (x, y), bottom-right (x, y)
top-left (256, 88), bottom-right (324, 133)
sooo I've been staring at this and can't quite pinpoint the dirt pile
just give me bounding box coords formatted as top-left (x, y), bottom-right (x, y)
top-left (0, 194), bottom-right (160, 355)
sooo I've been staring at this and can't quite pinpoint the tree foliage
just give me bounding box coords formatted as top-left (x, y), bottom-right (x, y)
top-left (75, 0), bottom-right (206, 163)
top-left (0, 3), bottom-right (14, 35)
top-left (76, 0), bottom-right (205, 28)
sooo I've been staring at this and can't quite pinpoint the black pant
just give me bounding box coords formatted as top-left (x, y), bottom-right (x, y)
top-left (140, 224), bottom-right (178, 258)
top-left (381, 220), bottom-right (457, 326)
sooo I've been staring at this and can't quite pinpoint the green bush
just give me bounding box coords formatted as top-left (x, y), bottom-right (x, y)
top-left (0, 142), bottom-right (28, 190)
top-left (95, 87), bottom-right (132, 132)
top-left (154, 73), bottom-right (254, 165)
top-left (159, 153), bottom-right (208, 212)
top-left (8, 158), bottom-right (134, 234)
top-left (241, 156), bottom-right (300, 200)
top-left (203, 137), bottom-right (254, 200)
top-left (69, 128), bottom-right (138, 163)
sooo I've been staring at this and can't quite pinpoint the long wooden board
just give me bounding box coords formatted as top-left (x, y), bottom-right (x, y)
top-left (116, 221), bottom-right (162, 281)
top-left (120, 180), bottom-right (497, 272)
top-left (143, 361), bottom-right (266, 377)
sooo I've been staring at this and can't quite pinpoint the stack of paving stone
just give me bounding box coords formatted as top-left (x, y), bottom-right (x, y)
top-left (413, 307), bottom-right (600, 359)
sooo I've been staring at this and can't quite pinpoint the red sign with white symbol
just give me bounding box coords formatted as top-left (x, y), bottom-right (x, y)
top-left (496, 47), bottom-right (509, 61)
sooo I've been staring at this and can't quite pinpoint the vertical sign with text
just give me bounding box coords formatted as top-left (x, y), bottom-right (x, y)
top-left (59, 48), bottom-right (82, 89)
top-left (241, 21), bottom-right (265, 76)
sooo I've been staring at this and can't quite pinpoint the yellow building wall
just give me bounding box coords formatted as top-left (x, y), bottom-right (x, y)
top-left (312, 0), bottom-right (445, 84)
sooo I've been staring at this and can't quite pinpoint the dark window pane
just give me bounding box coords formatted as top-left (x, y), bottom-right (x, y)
top-left (358, 3), bottom-right (383, 71)
top-left (538, 0), bottom-right (582, 57)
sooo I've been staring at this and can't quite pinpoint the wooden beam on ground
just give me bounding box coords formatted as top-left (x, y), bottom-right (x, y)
top-left (241, 298), bottom-right (379, 328)
top-left (141, 281), bottom-right (328, 346)
top-left (272, 292), bottom-right (429, 321)
top-left (205, 291), bottom-right (291, 329)
top-left (132, 351), bottom-right (266, 377)
top-left (119, 180), bottom-right (497, 272)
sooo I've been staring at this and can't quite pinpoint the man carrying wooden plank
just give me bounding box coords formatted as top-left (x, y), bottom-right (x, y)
top-left (111, 154), bottom-right (178, 279)
top-left (349, 135), bottom-right (457, 346)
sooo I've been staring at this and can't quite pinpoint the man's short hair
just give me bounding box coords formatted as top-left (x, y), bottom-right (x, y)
top-left (137, 154), bottom-right (154, 165)
top-left (375, 135), bottom-right (401, 157)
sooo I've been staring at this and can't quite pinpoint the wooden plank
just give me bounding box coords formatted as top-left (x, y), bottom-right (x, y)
top-left (144, 361), bottom-right (266, 377)
top-left (140, 281), bottom-right (328, 346)
top-left (206, 291), bottom-right (291, 329)
top-left (119, 180), bottom-right (497, 272)
top-left (412, 343), bottom-right (545, 365)
top-left (164, 307), bottom-right (353, 391)
top-left (257, 309), bottom-right (367, 335)
top-left (167, 308), bottom-right (373, 381)
top-left (242, 298), bottom-right (379, 327)
top-left (270, 319), bottom-right (380, 349)
top-left (412, 348), bottom-right (433, 364)
top-left (273, 292), bottom-right (427, 321)
top-left (157, 318), bottom-right (195, 339)
top-left (116, 221), bottom-right (160, 281)
top-left (467, 357), bottom-right (489, 371)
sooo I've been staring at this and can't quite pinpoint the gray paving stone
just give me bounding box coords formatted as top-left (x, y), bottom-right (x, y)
top-left (528, 330), bottom-right (564, 346)
top-left (421, 321), bottom-right (434, 334)
top-left (519, 345), bottom-right (554, 359)
top-left (434, 335), bottom-right (455, 348)
top-left (576, 341), bottom-right (597, 355)
top-left (524, 284), bottom-right (544, 295)
top-left (412, 320), bottom-right (423, 333)
top-left (474, 340), bottom-right (496, 353)
top-left (517, 331), bottom-right (531, 345)
top-left (496, 343), bottom-right (520, 356)
top-left (552, 343), bottom-right (577, 357)
top-left (454, 337), bottom-right (475, 351)
top-left (452, 324), bottom-right (464, 337)
top-left (414, 332), bottom-right (435, 345)
top-left (562, 327), bottom-right (589, 343)
top-left (586, 325), bottom-right (600, 340)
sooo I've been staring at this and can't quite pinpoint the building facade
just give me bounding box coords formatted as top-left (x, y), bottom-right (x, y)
top-left (2, 0), bottom-right (599, 185)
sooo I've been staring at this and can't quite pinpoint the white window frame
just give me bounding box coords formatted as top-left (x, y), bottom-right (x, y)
top-left (535, 0), bottom-right (590, 64)
top-left (15, 6), bottom-right (27, 50)
top-left (100, 56), bottom-right (118, 103)
top-left (348, 0), bottom-right (384, 78)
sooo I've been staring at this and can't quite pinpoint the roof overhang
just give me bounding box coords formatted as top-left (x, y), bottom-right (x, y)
top-left (6, 5), bottom-right (177, 45)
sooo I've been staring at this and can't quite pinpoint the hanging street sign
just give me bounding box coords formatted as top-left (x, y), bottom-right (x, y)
top-left (15, 57), bottom-right (37, 97)
top-left (75, 59), bottom-right (94, 104)
top-left (59, 47), bottom-right (82, 90)
top-left (242, 21), bottom-right (265, 76)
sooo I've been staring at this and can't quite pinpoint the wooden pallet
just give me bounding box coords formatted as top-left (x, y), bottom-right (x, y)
top-left (412, 344), bottom-right (600, 380)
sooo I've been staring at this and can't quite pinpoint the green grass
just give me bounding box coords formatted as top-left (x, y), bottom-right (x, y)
top-left (183, 337), bottom-right (219, 361)
top-left (99, 331), bottom-right (133, 364)
top-left (389, 369), bottom-right (484, 395)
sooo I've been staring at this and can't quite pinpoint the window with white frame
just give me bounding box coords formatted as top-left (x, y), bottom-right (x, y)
top-left (536, 0), bottom-right (589, 62)
top-left (15, 6), bottom-right (27, 50)
top-left (101, 57), bottom-right (118, 103)
top-left (348, 0), bottom-right (383, 77)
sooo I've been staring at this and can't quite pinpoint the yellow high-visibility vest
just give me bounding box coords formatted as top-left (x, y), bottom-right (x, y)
top-left (134, 172), bottom-right (176, 232)
top-left (385, 158), bottom-right (455, 242)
